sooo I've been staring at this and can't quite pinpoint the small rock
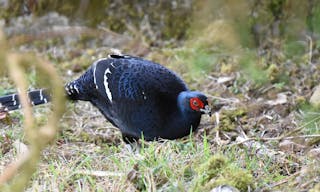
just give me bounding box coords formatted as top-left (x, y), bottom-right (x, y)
top-left (310, 85), bottom-right (320, 107)
top-left (0, 19), bottom-right (5, 28)
top-left (217, 76), bottom-right (235, 84)
top-left (308, 148), bottom-right (320, 160)
top-left (0, 0), bottom-right (9, 8)
top-left (210, 185), bottom-right (240, 192)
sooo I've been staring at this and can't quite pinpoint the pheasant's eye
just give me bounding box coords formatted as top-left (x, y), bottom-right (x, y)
top-left (190, 97), bottom-right (204, 111)
top-left (193, 100), bottom-right (199, 106)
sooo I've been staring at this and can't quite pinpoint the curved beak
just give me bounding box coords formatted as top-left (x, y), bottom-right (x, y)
top-left (200, 105), bottom-right (212, 116)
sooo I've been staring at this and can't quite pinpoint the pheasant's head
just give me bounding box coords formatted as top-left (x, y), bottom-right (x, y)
top-left (178, 91), bottom-right (212, 116)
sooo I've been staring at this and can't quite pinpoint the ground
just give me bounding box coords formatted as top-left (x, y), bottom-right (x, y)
top-left (0, 10), bottom-right (320, 192)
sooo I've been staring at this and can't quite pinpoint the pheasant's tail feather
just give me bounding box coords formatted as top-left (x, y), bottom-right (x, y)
top-left (65, 66), bottom-right (95, 101)
top-left (65, 81), bottom-right (92, 101)
top-left (0, 89), bottom-right (50, 111)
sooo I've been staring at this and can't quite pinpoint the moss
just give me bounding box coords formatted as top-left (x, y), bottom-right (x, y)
top-left (218, 108), bottom-right (247, 131)
top-left (220, 63), bottom-right (234, 74)
top-left (267, 63), bottom-right (279, 82)
top-left (0, 0), bottom-right (21, 20)
top-left (310, 183), bottom-right (320, 192)
top-left (208, 165), bottom-right (253, 191)
top-left (60, 54), bottom-right (93, 72)
top-left (295, 96), bottom-right (307, 108)
top-left (194, 154), bottom-right (254, 191)
top-left (196, 154), bottom-right (227, 184)
top-left (78, 131), bottom-right (91, 142)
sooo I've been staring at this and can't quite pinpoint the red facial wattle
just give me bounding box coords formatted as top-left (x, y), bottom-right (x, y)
top-left (189, 97), bottom-right (204, 111)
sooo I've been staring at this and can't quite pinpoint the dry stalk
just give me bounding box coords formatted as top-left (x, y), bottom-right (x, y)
top-left (265, 171), bottom-right (301, 189)
top-left (0, 32), bottom-right (66, 191)
top-left (306, 35), bottom-right (313, 64)
top-left (74, 170), bottom-right (124, 177)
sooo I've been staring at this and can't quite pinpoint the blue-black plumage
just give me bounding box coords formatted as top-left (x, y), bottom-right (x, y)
top-left (0, 54), bottom-right (212, 142)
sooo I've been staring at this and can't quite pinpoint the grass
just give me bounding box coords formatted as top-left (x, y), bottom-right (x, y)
top-left (0, 44), bottom-right (319, 191)
top-left (1, 101), bottom-right (319, 191)
top-left (28, 137), bottom-right (253, 191)
top-left (300, 106), bottom-right (320, 135)
top-left (2, 50), bottom-right (318, 191)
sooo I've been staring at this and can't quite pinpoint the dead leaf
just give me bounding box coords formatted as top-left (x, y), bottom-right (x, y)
top-left (127, 163), bottom-right (139, 182)
top-left (0, 107), bottom-right (12, 124)
top-left (0, 110), bottom-right (8, 120)
top-left (310, 85), bottom-right (320, 107)
top-left (1, 134), bottom-right (13, 154)
top-left (265, 93), bottom-right (287, 106)
top-left (279, 140), bottom-right (306, 153)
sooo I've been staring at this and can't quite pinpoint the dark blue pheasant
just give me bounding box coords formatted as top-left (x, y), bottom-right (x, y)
top-left (0, 54), bottom-right (212, 142)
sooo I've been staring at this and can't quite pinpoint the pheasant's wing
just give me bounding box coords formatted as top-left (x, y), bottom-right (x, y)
top-left (93, 55), bottom-right (188, 102)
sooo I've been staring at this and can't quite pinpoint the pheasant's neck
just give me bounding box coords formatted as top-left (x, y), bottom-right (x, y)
top-left (161, 92), bottom-right (201, 139)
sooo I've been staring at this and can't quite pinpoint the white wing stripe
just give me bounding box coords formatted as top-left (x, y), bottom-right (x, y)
top-left (39, 89), bottom-right (44, 100)
top-left (12, 94), bottom-right (16, 106)
top-left (104, 68), bottom-right (112, 102)
top-left (93, 58), bottom-right (108, 89)
top-left (74, 85), bottom-right (80, 93)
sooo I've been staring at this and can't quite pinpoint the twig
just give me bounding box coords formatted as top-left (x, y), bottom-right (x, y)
top-left (280, 115), bottom-right (320, 139)
top-left (229, 137), bottom-right (256, 147)
top-left (74, 170), bottom-right (124, 177)
top-left (301, 179), bottom-right (315, 189)
top-left (306, 35), bottom-right (313, 64)
top-left (264, 134), bottom-right (320, 141)
top-left (0, 150), bottom-right (30, 184)
top-left (267, 171), bottom-right (301, 189)
top-left (231, 134), bottom-right (320, 145)
top-left (206, 94), bottom-right (240, 103)
top-left (243, 115), bottom-right (320, 142)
